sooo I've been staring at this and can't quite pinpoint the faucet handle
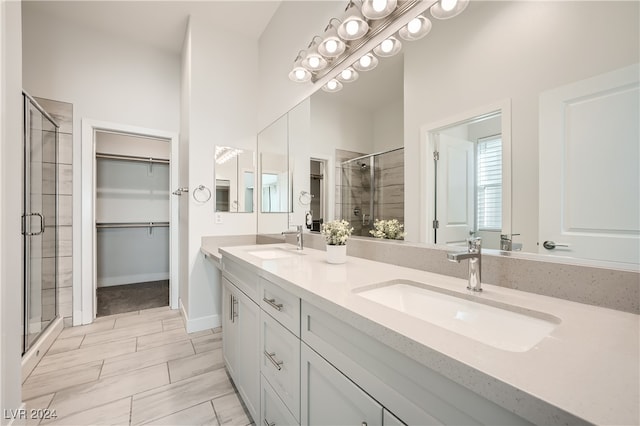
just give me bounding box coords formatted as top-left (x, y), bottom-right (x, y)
top-left (467, 236), bottom-right (482, 252)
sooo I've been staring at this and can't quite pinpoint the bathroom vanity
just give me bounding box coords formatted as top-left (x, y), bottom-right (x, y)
top-left (208, 243), bottom-right (639, 426)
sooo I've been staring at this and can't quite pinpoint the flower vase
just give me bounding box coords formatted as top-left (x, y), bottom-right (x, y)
top-left (326, 244), bottom-right (347, 264)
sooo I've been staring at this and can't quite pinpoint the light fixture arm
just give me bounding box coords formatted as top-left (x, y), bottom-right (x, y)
top-left (308, 36), bottom-right (323, 48)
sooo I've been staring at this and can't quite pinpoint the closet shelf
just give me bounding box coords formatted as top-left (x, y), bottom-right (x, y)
top-left (96, 152), bottom-right (170, 164)
top-left (96, 221), bottom-right (169, 229)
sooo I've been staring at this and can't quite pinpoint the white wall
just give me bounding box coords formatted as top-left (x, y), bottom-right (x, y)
top-left (179, 20), bottom-right (191, 316)
top-left (22, 5), bottom-right (181, 324)
top-left (403, 1), bottom-right (639, 250)
top-left (373, 97), bottom-right (403, 153)
top-left (183, 15), bottom-right (259, 330)
top-left (258, 1), bottom-right (343, 130)
top-left (1, 0), bottom-right (24, 419)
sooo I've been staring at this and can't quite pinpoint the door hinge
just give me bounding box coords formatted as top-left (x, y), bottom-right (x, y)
top-left (433, 151), bottom-right (439, 161)
top-left (432, 220), bottom-right (439, 229)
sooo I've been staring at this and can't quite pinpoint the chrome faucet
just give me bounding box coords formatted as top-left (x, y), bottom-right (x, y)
top-left (447, 237), bottom-right (482, 292)
top-left (282, 225), bottom-right (303, 250)
top-left (500, 234), bottom-right (522, 251)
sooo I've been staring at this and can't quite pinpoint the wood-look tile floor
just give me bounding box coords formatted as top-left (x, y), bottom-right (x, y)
top-left (22, 307), bottom-right (253, 426)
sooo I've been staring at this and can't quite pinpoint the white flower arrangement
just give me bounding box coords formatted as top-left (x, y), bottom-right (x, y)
top-left (369, 219), bottom-right (406, 240)
top-left (321, 220), bottom-right (354, 246)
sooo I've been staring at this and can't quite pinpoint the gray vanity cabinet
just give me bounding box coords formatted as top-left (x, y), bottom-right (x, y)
top-left (221, 276), bottom-right (260, 421)
top-left (301, 342), bottom-right (383, 426)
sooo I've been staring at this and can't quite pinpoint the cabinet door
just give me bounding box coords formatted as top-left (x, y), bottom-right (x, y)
top-left (261, 374), bottom-right (300, 426)
top-left (236, 287), bottom-right (260, 422)
top-left (261, 310), bottom-right (300, 420)
top-left (221, 278), bottom-right (237, 379)
top-left (301, 343), bottom-right (382, 426)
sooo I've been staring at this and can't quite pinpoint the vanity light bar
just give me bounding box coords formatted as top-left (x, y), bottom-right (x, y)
top-left (289, 0), bottom-right (469, 92)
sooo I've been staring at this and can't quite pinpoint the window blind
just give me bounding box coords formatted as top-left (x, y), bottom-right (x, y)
top-left (477, 136), bottom-right (502, 231)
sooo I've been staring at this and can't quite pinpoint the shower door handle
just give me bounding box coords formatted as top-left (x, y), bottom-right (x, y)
top-left (22, 213), bottom-right (45, 236)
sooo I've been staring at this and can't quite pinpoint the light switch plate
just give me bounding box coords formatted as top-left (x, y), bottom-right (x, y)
top-left (215, 213), bottom-right (223, 224)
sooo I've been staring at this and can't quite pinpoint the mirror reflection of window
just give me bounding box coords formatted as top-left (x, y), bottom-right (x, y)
top-left (476, 135), bottom-right (502, 232)
top-left (261, 173), bottom-right (281, 212)
top-left (244, 171), bottom-right (254, 213)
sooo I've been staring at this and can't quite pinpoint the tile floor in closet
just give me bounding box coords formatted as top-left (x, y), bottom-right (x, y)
top-left (22, 306), bottom-right (253, 425)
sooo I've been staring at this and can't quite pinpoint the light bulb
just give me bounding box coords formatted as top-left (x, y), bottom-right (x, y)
top-left (359, 55), bottom-right (372, 68)
top-left (380, 39), bottom-right (394, 53)
top-left (346, 20), bottom-right (360, 36)
top-left (407, 17), bottom-right (422, 34)
top-left (295, 69), bottom-right (306, 80)
top-left (327, 80), bottom-right (338, 90)
top-left (308, 56), bottom-right (320, 68)
top-left (341, 69), bottom-right (353, 80)
top-left (441, 0), bottom-right (457, 12)
top-left (325, 39), bottom-right (338, 53)
top-left (372, 0), bottom-right (387, 12)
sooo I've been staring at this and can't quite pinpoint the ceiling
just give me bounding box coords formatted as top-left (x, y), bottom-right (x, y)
top-left (22, 0), bottom-right (282, 54)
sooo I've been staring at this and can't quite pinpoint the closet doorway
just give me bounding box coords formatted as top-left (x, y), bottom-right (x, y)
top-left (95, 132), bottom-right (171, 316)
top-left (80, 121), bottom-right (179, 325)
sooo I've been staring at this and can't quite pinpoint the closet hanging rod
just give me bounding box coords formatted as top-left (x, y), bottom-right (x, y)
top-left (95, 152), bottom-right (170, 164)
top-left (96, 222), bottom-right (169, 229)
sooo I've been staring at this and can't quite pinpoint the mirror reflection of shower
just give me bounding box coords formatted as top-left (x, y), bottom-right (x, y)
top-left (339, 147), bottom-right (404, 238)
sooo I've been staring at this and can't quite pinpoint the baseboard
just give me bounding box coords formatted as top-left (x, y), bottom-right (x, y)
top-left (97, 272), bottom-right (169, 287)
top-left (179, 299), bottom-right (220, 333)
top-left (21, 316), bottom-right (63, 383)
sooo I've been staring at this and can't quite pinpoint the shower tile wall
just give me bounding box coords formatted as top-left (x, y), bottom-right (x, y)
top-left (374, 149), bottom-right (404, 224)
top-left (336, 148), bottom-right (405, 237)
top-left (35, 97), bottom-right (73, 327)
top-left (335, 149), bottom-right (365, 232)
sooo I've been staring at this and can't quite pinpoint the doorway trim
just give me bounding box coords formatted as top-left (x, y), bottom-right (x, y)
top-left (420, 99), bottom-right (512, 245)
top-left (79, 119), bottom-right (179, 325)
top-left (310, 154), bottom-right (334, 222)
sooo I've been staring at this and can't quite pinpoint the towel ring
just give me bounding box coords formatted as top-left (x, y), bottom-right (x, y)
top-left (299, 191), bottom-right (314, 205)
top-left (192, 185), bottom-right (212, 203)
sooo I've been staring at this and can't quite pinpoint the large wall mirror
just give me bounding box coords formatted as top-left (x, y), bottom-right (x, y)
top-left (214, 146), bottom-right (255, 213)
top-left (257, 114), bottom-right (290, 214)
top-left (259, 1), bottom-right (638, 266)
top-left (309, 54), bottom-right (405, 239)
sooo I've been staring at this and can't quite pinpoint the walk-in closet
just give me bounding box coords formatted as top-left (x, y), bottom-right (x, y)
top-left (95, 131), bottom-right (170, 316)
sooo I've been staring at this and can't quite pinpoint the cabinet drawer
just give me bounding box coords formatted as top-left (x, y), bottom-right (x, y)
top-left (223, 257), bottom-right (259, 302)
top-left (261, 374), bottom-right (299, 426)
top-left (261, 311), bottom-right (300, 421)
top-left (260, 277), bottom-right (300, 336)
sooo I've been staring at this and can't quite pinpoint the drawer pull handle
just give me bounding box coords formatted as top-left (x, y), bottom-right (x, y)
top-left (263, 297), bottom-right (283, 311)
top-left (264, 420), bottom-right (275, 426)
top-left (362, 423), bottom-right (367, 426)
top-left (264, 351), bottom-right (283, 371)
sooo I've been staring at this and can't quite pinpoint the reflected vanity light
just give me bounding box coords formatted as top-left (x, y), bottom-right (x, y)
top-left (374, 36), bottom-right (402, 57)
top-left (215, 147), bottom-right (244, 164)
top-left (322, 79), bottom-right (344, 93)
top-left (337, 67), bottom-right (359, 83)
top-left (353, 52), bottom-right (379, 72)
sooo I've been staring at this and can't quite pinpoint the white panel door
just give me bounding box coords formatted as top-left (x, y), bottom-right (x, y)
top-left (436, 134), bottom-right (475, 246)
top-left (539, 64), bottom-right (639, 264)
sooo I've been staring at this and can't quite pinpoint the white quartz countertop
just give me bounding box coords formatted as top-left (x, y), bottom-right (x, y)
top-left (216, 244), bottom-right (639, 425)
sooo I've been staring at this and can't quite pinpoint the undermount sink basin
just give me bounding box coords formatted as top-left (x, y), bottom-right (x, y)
top-left (246, 247), bottom-right (304, 260)
top-left (355, 280), bottom-right (560, 352)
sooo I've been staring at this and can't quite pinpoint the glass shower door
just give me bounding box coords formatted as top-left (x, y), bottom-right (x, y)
top-left (23, 94), bottom-right (58, 354)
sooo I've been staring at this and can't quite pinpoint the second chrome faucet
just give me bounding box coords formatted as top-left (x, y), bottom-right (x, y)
top-left (282, 225), bottom-right (304, 250)
top-left (447, 237), bottom-right (482, 292)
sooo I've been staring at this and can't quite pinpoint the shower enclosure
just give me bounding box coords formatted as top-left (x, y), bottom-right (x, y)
top-left (340, 147), bottom-right (404, 237)
top-left (22, 92), bottom-right (59, 354)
